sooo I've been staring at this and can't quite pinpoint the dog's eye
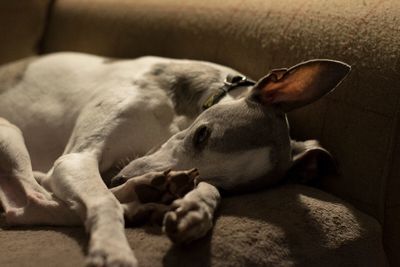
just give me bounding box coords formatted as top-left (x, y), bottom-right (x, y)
top-left (193, 125), bottom-right (211, 148)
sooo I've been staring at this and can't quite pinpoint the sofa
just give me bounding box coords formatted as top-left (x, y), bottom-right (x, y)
top-left (0, 0), bottom-right (398, 266)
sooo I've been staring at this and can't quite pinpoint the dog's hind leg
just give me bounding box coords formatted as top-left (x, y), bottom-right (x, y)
top-left (0, 118), bottom-right (79, 225)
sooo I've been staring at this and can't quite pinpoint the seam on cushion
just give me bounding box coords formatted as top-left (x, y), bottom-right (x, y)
top-left (36, 0), bottom-right (57, 55)
top-left (386, 204), bottom-right (400, 209)
top-left (381, 96), bottom-right (400, 223)
top-left (319, 95), bottom-right (331, 142)
top-left (322, 96), bottom-right (395, 221)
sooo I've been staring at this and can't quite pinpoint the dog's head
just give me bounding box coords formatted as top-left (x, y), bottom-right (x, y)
top-left (112, 60), bottom-right (350, 191)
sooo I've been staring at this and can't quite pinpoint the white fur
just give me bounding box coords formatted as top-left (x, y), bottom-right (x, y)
top-left (0, 53), bottom-right (235, 267)
top-left (0, 53), bottom-right (345, 267)
top-left (0, 53), bottom-right (179, 171)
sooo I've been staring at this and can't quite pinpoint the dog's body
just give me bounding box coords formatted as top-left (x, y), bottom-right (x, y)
top-left (0, 52), bottom-right (350, 267)
top-left (0, 53), bottom-right (234, 172)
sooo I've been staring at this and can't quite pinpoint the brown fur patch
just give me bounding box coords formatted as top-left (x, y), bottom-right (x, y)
top-left (102, 57), bottom-right (119, 64)
top-left (0, 57), bottom-right (37, 93)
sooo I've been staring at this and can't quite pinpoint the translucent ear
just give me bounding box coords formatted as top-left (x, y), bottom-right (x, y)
top-left (251, 59), bottom-right (351, 112)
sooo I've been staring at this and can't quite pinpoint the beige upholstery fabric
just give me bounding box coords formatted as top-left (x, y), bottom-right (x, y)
top-left (0, 0), bottom-right (397, 265)
top-left (0, 185), bottom-right (387, 267)
top-left (41, 1), bottom-right (400, 264)
top-left (0, 0), bottom-right (51, 65)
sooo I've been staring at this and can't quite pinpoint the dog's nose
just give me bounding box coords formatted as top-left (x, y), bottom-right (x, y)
top-left (110, 175), bottom-right (128, 187)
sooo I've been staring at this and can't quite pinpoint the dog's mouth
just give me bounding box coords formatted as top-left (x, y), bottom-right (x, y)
top-left (109, 174), bottom-right (129, 187)
top-left (110, 160), bottom-right (172, 187)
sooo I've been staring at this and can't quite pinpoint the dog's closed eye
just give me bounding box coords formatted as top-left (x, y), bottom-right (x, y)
top-left (193, 125), bottom-right (211, 148)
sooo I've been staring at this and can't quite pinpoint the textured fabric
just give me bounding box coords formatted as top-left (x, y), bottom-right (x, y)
top-left (0, 0), bottom-right (51, 65)
top-left (0, 185), bottom-right (387, 267)
top-left (40, 1), bottom-right (400, 263)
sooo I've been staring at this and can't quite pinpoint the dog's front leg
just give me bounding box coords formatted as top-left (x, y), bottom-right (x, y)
top-left (111, 169), bottom-right (198, 225)
top-left (42, 93), bottom-right (157, 267)
top-left (110, 170), bottom-right (172, 225)
top-left (47, 152), bottom-right (137, 267)
top-left (163, 182), bottom-right (220, 244)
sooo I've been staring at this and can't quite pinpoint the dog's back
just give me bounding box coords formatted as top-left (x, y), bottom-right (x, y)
top-left (0, 53), bottom-right (166, 170)
top-left (0, 53), bottom-right (235, 171)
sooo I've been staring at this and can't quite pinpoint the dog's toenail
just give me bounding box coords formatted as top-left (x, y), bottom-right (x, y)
top-left (187, 168), bottom-right (199, 179)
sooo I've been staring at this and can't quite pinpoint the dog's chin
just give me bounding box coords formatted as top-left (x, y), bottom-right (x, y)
top-left (110, 163), bottom-right (171, 187)
top-left (109, 170), bottom-right (149, 187)
top-left (109, 174), bottom-right (128, 187)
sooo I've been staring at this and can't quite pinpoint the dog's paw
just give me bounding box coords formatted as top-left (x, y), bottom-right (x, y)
top-left (112, 169), bottom-right (198, 205)
top-left (163, 198), bottom-right (212, 244)
top-left (166, 168), bottom-right (198, 198)
top-left (130, 168), bottom-right (198, 204)
top-left (3, 192), bottom-right (79, 225)
top-left (86, 239), bottom-right (138, 267)
top-left (131, 170), bottom-right (171, 203)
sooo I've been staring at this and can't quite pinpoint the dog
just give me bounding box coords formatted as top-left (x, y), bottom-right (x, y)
top-left (0, 52), bottom-right (350, 267)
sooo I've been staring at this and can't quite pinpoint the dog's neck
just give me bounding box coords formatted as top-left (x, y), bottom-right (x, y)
top-left (200, 85), bottom-right (252, 109)
top-left (144, 62), bottom-right (253, 119)
top-left (200, 74), bottom-right (256, 111)
top-left (171, 80), bottom-right (253, 119)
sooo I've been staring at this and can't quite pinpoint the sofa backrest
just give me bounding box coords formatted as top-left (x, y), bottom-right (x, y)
top-left (2, 0), bottom-right (399, 265)
top-left (0, 0), bottom-right (51, 65)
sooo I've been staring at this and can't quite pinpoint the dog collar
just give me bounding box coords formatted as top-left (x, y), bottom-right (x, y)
top-left (202, 74), bottom-right (256, 110)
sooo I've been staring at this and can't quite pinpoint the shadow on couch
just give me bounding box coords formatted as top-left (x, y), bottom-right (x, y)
top-left (217, 185), bottom-right (385, 266)
top-left (0, 184), bottom-right (386, 267)
top-left (145, 185), bottom-right (386, 267)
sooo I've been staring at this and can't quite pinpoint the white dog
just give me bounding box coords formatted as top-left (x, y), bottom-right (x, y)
top-left (0, 53), bottom-right (349, 267)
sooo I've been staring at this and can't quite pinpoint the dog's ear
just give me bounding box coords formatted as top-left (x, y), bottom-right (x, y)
top-left (285, 140), bottom-right (337, 186)
top-left (250, 59), bottom-right (350, 112)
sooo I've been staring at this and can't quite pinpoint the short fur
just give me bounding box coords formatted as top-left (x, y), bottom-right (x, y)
top-left (0, 53), bottom-right (350, 267)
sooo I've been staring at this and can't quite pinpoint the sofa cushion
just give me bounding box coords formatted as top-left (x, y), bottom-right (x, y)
top-left (0, 185), bottom-right (386, 267)
top-left (39, 2), bottom-right (400, 263)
